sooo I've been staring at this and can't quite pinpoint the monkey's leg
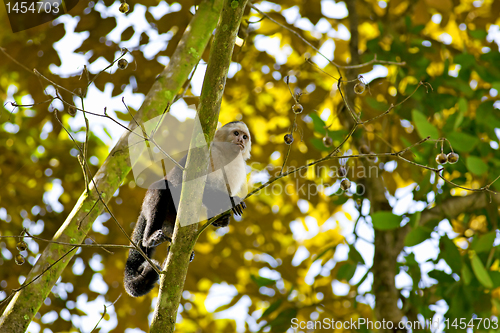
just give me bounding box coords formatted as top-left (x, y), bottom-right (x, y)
top-left (142, 180), bottom-right (176, 248)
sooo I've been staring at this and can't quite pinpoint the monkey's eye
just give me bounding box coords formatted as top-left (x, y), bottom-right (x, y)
top-left (243, 135), bottom-right (248, 140)
top-left (234, 131), bottom-right (239, 136)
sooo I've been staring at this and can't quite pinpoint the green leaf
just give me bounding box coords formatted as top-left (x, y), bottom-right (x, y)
top-left (314, 245), bottom-right (335, 263)
top-left (308, 112), bottom-right (326, 133)
top-left (404, 227), bottom-right (431, 247)
top-left (103, 127), bottom-right (113, 140)
top-left (489, 271), bottom-right (500, 288)
top-left (439, 235), bottom-right (462, 274)
top-left (469, 29), bottom-right (487, 39)
top-left (337, 262), bottom-right (357, 281)
top-left (474, 64), bottom-right (498, 83)
top-left (410, 24), bottom-right (425, 34)
top-left (356, 269), bottom-right (371, 287)
top-left (445, 79), bottom-right (474, 97)
top-left (268, 308), bottom-right (298, 332)
top-left (214, 294), bottom-right (243, 312)
top-left (471, 231), bottom-right (496, 253)
top-left (348, 245), bottom-right (365, 265)
top-left (461, 264), bottom-right (472, 285)
top-left (409, 211), bottom-right (421, 228)
top-left (443, 281), bottom-right (460, 297)
top-left (331, 195), bottom-right (349, 205)
top-left (492, 82), bottom-right (500, 91)
top-left (405, 15), bottom-right (411, 29)
top-left (411, 109), bottom-right (439, 140)
top-left (406, 252), bottom-right (418, 266)
top-left (250, 274), bottom-right (276, 287)
top-left (261, 299), bottom-right (283, 318)
top-left (366, 97), bottom-right (388, 111)
top-left (471, 253), bottom-right (493, 289)
top-left (466, 156), bottom-right (488, 176)
top-left (476, 101), bottom-right (500, 129)
top-left (371, 211), bottom-right (401, 230)
top-left (428, 270), bottom-right (455, 284)
top-left (311, 132), bottom-right (347, 152)
top-left (492, 299), bottom-right (500, 313)
top-left (311, 138), bottom-right (329, 151)
top-left (454, 53), bottom-right (476, 69)
top-left (116, 108), bottom-right (138, 122)
top-left (454, 98), bottom-right (467, 130)
top-left (446, 132), bottom-right (479, 153)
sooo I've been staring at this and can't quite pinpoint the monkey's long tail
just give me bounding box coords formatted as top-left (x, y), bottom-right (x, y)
top-left (123, 216), bottom-right (161, 297)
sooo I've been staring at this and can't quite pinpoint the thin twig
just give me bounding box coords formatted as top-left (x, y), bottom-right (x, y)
top-left (53, 110), bottom-right (162, 275)
top-left (249, 4), bottom-right (405, 71)
top-left (0, 247), bottom-right (77, 309)
top-left (88, 48), bottom-right (129, 88)
top-left (90, 295), bottom-right (121, 333)
top-left (0, 47), bottom-right (33, 73)
top-left (0, 234), bottom-right (133, 249)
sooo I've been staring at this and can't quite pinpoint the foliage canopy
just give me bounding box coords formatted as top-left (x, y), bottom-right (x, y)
top-left (1, 0), bottom-right (500, 332)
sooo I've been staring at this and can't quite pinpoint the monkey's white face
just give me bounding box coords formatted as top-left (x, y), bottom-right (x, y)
top-left (215, 122), bottom-right (252, 160)
top-left (231, 128), bottom-right (249, 150)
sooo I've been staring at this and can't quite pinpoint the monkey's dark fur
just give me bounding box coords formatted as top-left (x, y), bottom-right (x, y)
top-left (124, 122), bottom-right (250, 297)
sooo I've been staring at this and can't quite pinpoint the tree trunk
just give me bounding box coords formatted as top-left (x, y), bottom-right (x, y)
top-left (345, 0), bottom-right (405, 331)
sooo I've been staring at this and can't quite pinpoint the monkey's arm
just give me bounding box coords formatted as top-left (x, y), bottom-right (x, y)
top-left (210, 198), bottom-right (246, 227)
top-left (124, 180), bottom-right (178, 297)
top-left (229, 196), bottom-right (246, 216)
top-left (203, 186), bottom-right (246, 227)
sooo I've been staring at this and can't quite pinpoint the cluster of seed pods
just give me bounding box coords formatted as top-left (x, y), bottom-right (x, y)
top-left (15, 239), bottom-right (28, 265)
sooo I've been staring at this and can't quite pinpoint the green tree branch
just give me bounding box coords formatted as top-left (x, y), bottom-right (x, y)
top-left (0, 0), bottom-right (223, 330)
top-left (149, 0), bottom-right (249, 331)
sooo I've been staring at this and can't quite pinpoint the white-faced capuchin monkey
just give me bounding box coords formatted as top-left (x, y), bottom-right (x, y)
top-left (124, 121), bottom-right (251, 297)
